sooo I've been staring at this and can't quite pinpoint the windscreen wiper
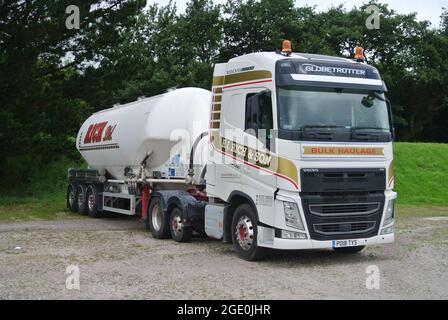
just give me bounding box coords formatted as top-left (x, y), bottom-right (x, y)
top-left (351, 127), bottom-right (388, 141)
top-left (300, 125), bottom-right (348, 141)
top-left (352, 127), bottom-right (388, 131)
top-left (301, 125), bottom-right (347, 130)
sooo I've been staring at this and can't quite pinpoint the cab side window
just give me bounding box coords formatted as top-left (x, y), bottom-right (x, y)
top-left (245, 91), bottom-right (273, 148)
top-left (245, 93), bottom-right (256, 131)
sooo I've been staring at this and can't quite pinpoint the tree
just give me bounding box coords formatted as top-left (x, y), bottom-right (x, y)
top-left (0, 0), bottom-right (147, 183)
top-left (1, 0), bottom-right (447, 192)
top-left (220, 0), bottom-right (299, 60)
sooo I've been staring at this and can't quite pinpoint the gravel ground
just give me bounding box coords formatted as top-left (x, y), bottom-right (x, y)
top-left (0, 213), bottom-right (447, 300)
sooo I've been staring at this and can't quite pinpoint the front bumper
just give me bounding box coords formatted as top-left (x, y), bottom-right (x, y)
top-left (257, 189), bottom-right (397, 250)
top-left (259, 232), bottom-right (394, 250)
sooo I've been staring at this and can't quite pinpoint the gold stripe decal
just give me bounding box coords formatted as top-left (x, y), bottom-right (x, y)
top-left (212, 70), bottom-right (272, 87)
top-left (219, 136), bottom-right (272, 167)
top-left (303, 146), bottom-right (384, 156)
top-left (210, 132), bottom-right (298, 189)
top-left (212, 76), bottom-right (224, 86)
top-left (388, 161), bottom-right (394, 186)
top-left (223, 70), bottom-right (272, 85)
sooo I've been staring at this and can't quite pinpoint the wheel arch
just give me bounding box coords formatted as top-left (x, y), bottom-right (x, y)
top-left (224, 191), bottom-right (259, 243)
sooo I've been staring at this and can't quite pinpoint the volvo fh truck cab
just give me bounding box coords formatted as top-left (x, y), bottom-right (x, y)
top-left (205, 43), bottom-right (396, 260)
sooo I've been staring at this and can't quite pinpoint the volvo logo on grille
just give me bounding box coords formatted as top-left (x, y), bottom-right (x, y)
top-left (303, 169), bottom-right (319, 173)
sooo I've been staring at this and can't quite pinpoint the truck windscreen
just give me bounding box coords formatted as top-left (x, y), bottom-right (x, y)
top-left (277, 87), bottom-right (392, 142)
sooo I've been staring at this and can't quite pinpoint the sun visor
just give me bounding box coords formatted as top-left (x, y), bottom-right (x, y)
top-left (276, 60), bottom-right (388, 92)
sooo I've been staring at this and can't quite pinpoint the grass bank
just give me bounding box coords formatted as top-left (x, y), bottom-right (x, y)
top-left (393, 143), bottom-right (448, 206)
top-left (0, 158), bottom-right (84, 221)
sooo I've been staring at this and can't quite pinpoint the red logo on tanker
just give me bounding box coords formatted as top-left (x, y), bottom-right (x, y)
top-left (83, 122), bottom-right (117, 144)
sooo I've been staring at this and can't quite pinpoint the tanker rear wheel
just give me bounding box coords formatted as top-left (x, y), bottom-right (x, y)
top-left (67, 183), bottom-right (78, 212)
top-left (76, 184), bottom-right (88, 216)
top-left (147, 197), bottom-right (170, 239)
top-left (86, 184), bottom-right (102, 218)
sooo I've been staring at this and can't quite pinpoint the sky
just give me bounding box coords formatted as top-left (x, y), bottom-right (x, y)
top-left (146, 0), bottom-right (447, 27)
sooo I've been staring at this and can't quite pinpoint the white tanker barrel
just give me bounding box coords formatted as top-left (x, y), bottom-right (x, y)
top-left (76, 87), bottom-right (212, 180)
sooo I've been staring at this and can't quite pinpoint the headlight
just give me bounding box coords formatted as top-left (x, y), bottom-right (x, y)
top-left (283, 201), bottom-right (305, 230)
top-left (380, 226), bottom-right (394, 235)
top-left (383, 199), bottom-right (395, 226)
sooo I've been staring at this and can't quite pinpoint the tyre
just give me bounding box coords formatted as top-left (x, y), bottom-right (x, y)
top-left (67, 183), bottom-right (78, 212)
top-left (86, 184), bottom-right (102, 218)
top-left (231, 203), bottom-right (265, 261)
top-left (333, 246), bottom-right (365, 254)
top-left (76, 184), bottom-right (88, 215)
top-left (169, 207), bottom-right (192, 242)
top-left (147, 197), bottom-right (170, 239)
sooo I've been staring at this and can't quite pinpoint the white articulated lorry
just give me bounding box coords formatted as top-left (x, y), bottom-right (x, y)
top-left (68, 42), bottom-right (397, 260)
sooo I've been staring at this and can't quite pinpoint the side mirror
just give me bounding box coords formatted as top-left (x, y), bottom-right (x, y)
top-left (386, 99), bottom-right (395, 141)
top-left (361, 94), bottom-right (375, 108)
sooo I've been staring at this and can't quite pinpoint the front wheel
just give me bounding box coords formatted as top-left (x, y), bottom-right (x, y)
top-left (333, 246), bottom-right (365, 254)
top-left (169, 207), bottom-right (192, 242)
top-left (231, 204), bottom-right (265, 261)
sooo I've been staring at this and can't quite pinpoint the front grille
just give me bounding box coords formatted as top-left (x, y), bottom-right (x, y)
top-left (314, 221), bottom-right (376, 235)
top-left (301, 192), bottom-right (385, 240)
top-left (309, 202), bottom-right (380, 217)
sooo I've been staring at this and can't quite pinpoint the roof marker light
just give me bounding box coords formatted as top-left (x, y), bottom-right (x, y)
top-left (354, 46), bottom-right (365, 62)
top-left (282, 40), bottom-right (292, 56)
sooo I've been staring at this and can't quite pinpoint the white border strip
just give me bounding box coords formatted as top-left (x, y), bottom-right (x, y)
top-left (291, 74), bottom-right (383, 86)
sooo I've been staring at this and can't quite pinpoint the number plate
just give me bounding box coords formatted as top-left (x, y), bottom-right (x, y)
top-left (332, 239), bottom-right (360, 248)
